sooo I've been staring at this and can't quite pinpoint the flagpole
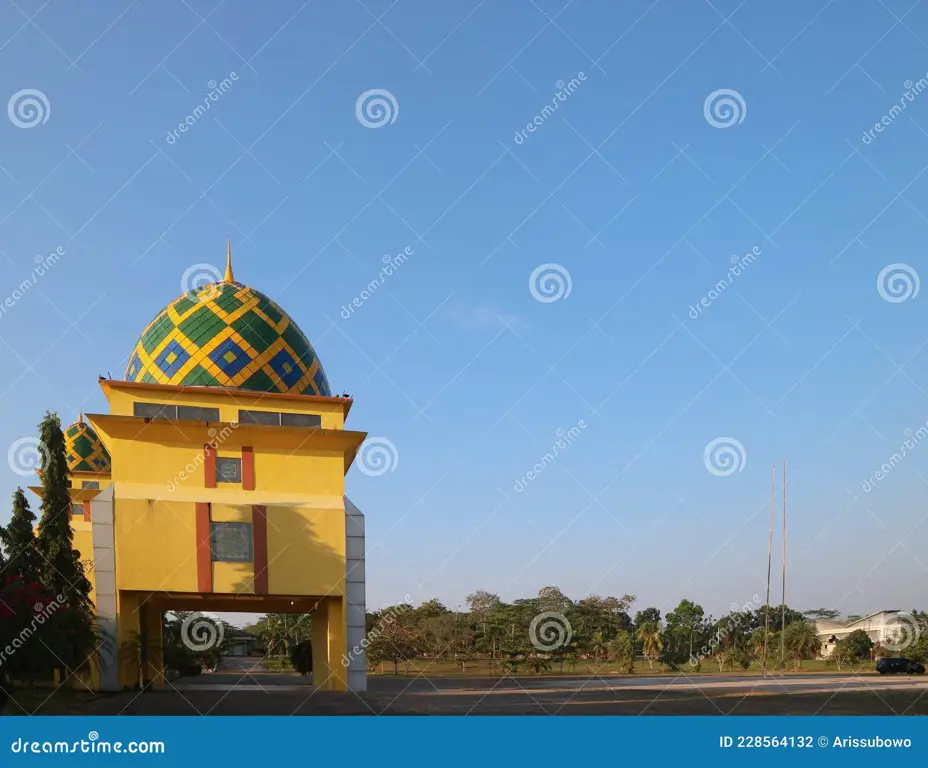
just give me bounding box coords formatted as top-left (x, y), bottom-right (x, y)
top-left (780, 458), bottom-right (787, 677)
top-left (762, 464), bottom-right (775, 679)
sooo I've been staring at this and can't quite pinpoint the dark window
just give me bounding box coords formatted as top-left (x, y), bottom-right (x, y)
top-left (210, 522), bottom-right (253, 562)
top-left (238, 409), bottom-right (280, 425)
top-left (71, 504), bottom-right (83, 517)
top-left (82, 481), bottom-right (100, 490)
top-left (280, 412), bottom-right (321, 428)
top-left (177, 405), bottom-right (220, 422)
top-left (134, 402), bottom-right (178, 420)
top-left (215, 457), bottom-right (242, 483)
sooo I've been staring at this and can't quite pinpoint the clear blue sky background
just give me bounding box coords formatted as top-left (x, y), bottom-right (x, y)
top-left (1, 0), bottom-right (928, 626)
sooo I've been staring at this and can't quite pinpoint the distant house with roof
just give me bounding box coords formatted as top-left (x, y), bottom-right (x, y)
top-left (815, 611), bottom-right (904, 657)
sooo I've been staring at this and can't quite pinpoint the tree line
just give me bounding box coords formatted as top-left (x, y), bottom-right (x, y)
top-left (0, 413), bottom-right (99, 703)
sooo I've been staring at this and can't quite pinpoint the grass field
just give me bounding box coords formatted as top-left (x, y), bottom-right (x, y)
top-left (365, 657), bottom-right (871, 677)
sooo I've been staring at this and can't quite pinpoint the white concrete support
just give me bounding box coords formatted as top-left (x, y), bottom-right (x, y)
top-left (344, 496), bottom-right (367, 693)
top-left (90, 485), bottom-right (119, 691)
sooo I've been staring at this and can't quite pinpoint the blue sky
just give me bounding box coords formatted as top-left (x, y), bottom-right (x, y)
top-left (2, 0), bottom-right (928, 625)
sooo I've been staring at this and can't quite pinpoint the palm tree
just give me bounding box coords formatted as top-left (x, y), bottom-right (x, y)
top-left (636, 622), bottom-right (663, 671)
top-left (589, 631), bottom-right (608, 662)
top-left (782, 620), bottom-right (822, 668)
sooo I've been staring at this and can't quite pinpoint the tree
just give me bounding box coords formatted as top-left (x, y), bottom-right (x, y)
top-left (1, 488), bottom-right (42, 583)
top-left (634, 607), bottom-right (661, 629)
top-left (782, 619), bottom-right (822, 668)
top-left (836, 629), bottom-right (873, 661)
top-left (366, 607), bottom-right (425, 674)
top-left (666, 600), bottom-right (705, 658)
top-left (609, 630), bottom-right (635, 674)
top-left (35, 413), bottom-right (84, 602)
top-left (803, 608), bottom-right (840, 621)
top-left (636, 621), bottom-right (663, 670)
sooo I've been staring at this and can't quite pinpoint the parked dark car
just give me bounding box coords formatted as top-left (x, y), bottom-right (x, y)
top-left (876, 657), bottom-right (925, 675)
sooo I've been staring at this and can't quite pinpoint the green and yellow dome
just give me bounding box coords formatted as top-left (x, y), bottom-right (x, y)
top-left (124, 247), bottom-right (331, 396)
top-left (65, 418), bottom-right (112, 473)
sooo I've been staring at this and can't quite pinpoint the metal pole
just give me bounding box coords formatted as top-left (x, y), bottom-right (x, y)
top-left (780, 458), bottom-right (787, 677)
top-left (762, 464), bottom-right (775, 678)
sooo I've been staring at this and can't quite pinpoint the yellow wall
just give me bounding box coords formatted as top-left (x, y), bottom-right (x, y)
top-left (115, 498), bottom-right (199, 593)
top-left (95, 384), bottom-right (352, 599)
top-left (71, 523), bottom-right (96, 607)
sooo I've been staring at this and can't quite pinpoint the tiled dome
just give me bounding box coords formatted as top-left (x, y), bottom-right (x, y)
top-left (123, 249), bottom-right (331, 397)
top-left (64, 418), bottom-right (111, 473)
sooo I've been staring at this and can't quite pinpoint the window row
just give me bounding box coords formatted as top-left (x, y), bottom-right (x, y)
top-left (133, 402), bottom-right (321, 428)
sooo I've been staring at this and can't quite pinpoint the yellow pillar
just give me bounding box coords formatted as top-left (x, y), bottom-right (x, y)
top-left (327, 597), bottom-right (347, 692)
top-left (116, 591), bottom-right (141, 689)
top-left (311, 601), bottom-right (331, 690)
top-left (140, 601), bottom-right (164, 689)
top-left (310, 597), bottom-right (348, 691)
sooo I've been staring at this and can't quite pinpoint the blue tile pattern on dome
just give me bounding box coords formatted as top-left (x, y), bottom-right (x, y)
top-left (64, 420), bottom-right (111, 474)
top-left (123, 277), bottom-right (332, 397)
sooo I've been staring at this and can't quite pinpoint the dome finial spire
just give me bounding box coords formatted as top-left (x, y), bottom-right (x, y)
top-left (224, 237), bottom-right (234, 282)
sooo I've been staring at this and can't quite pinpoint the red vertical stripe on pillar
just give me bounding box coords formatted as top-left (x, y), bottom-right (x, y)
top-left (252, 505), bottom-right (268, 594)
top-left (204, 444), bottom-right (216, 488)
top-left (82, 502), bottom-right (91, 522)
top-left (195, 502), bottom-right (212, 593)
top-left (242, 446), bottom-right (255, 491)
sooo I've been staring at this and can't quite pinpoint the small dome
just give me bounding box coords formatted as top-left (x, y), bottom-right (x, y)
top-left (123, 253), bottom-right (331, 396)
top-left (64, 419), bottom-right (111, 473)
